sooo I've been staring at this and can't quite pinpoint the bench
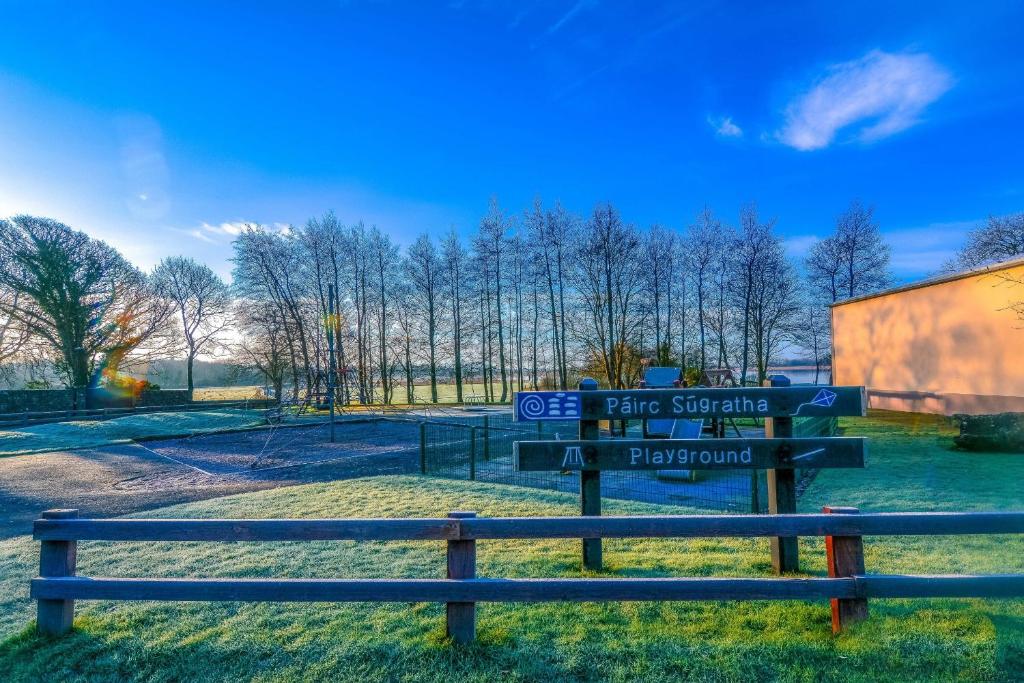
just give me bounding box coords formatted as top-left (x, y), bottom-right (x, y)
top-left (31, 507), bottom-right (1024, 643)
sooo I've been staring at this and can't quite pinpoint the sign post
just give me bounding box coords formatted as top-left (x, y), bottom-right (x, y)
top-left (765, 375), bottom-right (798, 573)
top-left (578, 378), bottom-right (602, 571)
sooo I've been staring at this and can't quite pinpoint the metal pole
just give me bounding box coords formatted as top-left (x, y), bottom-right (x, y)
top-left (327, 284), bottom-right (337, 443)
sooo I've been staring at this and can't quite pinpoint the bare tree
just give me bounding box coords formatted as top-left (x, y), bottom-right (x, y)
top-left (405, 234), bottom-right (443, 402)
top-left (529, 199), bottom-right (575, 389)
top-left (232, 226), bottom-right (313, 399)
top-left (298, 212), bottom-right (352, 403)
top-left (946, 212), bottom-right (1024, 271)
top-left (708, 222), bottom-right (738, 370)
top-left (476, 198), bottom-right (510, 401)
top-left (807, 200), bottom-right (891, 302)
top-left (644, 224), bottom-right (677, 365)
top-left (441, 229), bottom-right (468, 402)
top-left (792, 300), bottom-right (832, 384)
top-left (685, 207), bottom-right (719, 372)
top-left (0, 216), bottom-right (171, 396)
top-left (152, 256), bottom-right (230, 398)
top-left (575, 203), bottom-right (644, 389)
top-left (750, 238), bottom-right (801, 383)
top-left (0, 285), bottom-right (31, 380)
top-left (370, 227), bottom-right (400, 403)
top-left (733, 204), bottom-right (777, 384)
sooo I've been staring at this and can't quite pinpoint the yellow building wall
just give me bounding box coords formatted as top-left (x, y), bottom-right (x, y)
top-left (832, 263), bottom-right (1024, 415)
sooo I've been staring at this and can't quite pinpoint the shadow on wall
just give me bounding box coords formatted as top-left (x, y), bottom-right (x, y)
top-left (834, 265), bottom-right (1024, 415)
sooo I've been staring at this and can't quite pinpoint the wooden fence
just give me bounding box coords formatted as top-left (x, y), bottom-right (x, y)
top-left (32, 507), bottom-right (1024, 643)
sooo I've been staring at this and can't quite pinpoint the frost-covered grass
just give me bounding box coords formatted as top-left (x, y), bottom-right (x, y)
top-left (192, 386), bottom-right (265, 401)
top-left (0, 410), bottom-right (267, 456)
top-left (0, 411), bottom-right (1021, 681)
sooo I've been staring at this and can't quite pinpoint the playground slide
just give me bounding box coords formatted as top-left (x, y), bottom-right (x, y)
top-left (655, 418), bottom-right (704, 482)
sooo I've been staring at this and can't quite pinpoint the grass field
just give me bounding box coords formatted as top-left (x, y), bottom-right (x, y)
top-left (0, 410), bottom-right (268, 456)
top-left (0, 411), bottom-right (1022, 681)
top-left (194, 383), bottom-right (512, 404)
top-left (192, 386), bottom-right (266, 401)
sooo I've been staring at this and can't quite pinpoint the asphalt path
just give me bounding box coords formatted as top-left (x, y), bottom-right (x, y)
top-left (0, 436), bottom-right (420, 539)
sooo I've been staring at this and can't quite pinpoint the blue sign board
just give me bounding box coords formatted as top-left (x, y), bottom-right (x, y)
top-left (513, 391), bottom-right (583, 421)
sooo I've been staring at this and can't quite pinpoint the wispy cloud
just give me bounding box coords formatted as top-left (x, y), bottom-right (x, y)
top-left (547, 0), bottom-right (594, 34)
top-left (189, 220), bottom-right (292, 243)
top-left (199, 220), bottom-right (249, 238)
top-left (777, 50), bottom-right (953, 151)
top-left (708, 115), bottom-right (742, 138)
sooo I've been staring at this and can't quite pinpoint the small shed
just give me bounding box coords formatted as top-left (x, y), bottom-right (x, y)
top-left (831, 256), bottom-right (1024, 415)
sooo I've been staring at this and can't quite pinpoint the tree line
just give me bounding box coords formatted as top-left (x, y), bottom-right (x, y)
top-left (0, 205), bottom-right (1019, 403)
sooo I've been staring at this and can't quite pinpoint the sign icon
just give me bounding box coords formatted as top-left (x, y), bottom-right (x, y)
top-left (561, 446), bottom-right (584, 468)
top-left (514, 391), bottom-right (582, 421)
top-left (794, 388), bottom-right (838, 414)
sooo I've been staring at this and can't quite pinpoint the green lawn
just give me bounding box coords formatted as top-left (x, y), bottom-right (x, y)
top-left (0, 409), bottom-right (268, 456)
top-left (0, 411), bottom-right (1022, 681)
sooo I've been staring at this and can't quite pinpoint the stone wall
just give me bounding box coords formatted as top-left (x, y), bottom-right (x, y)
top-left (0, 389), bottom-right (75, 414)
top-left (0, 389), bottom-right (193, 413)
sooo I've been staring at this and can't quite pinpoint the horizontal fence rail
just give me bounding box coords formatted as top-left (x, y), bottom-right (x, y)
top-left (32, 575), bottom-right (1024, 603)
top-left (31, 508), bottom-right (1024, 642)
top-left (32, 577), bottom-right (859, 602)
top-left (34, 511), bottom-right (1024, 542)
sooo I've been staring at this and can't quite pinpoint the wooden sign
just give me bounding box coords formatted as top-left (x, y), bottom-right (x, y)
top-left (513, 386), bottom-right (866, 422)
top-left (514, 437), bottom-right (866, 471)
top-left (581, 386), bottom-right (864, 420)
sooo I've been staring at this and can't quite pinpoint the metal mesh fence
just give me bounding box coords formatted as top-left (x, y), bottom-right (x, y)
top-left (420, 411), bottom-right (838, 514)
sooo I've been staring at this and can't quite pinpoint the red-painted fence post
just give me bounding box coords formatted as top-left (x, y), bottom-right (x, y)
top-left (824, 505), bottom-right (868, 633)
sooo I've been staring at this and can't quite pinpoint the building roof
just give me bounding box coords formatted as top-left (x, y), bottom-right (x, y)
top-left (831, 255), bottom-right (1024, 308)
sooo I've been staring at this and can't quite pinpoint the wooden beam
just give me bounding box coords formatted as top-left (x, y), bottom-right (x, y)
top-left (33, 511), bottom-right (1024, 542)
top-left (824, 506), bottom-right (868, 633)
top-left (446, 512), bottom-right (476, 644)
top-left (859, 574), bottom-right (1024, 598)
top-left (514, 437), bottom-right (866, 472)
top-left (33, 518), bottom-right (459, 542)
top-left (37, 509), bottom-right (78, 636)
top-left (30, 576), bottom-right (858, 603)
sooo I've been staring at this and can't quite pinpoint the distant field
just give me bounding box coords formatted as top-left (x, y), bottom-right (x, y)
top-left (192, 386), bottom-right (265, 401)
top-left (192, 383), bottom-right (521, 404)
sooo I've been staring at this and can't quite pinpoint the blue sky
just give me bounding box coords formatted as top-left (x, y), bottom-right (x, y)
top-left (1, 1), bottom-right (1022, 281)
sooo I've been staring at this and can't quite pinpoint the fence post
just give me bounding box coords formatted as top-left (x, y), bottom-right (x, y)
top-left (579, 377), bottom-right (602, 571)
top-left (37, 509), bottom-right (78, 636)
top-left (824, 505), bottom-right (868, 633)
top-left (419, 422), bottom-right (427, 474)
top-left (469, 427), bottom-right (476, 481)
top-left (750, 469), bottom-right (760, 513)
top-left (482, 416), bottom-right (490, 461)
top-left (446, 511), bottom-right (477, 644)
top-left (765, 375), bottom-right (798, 573)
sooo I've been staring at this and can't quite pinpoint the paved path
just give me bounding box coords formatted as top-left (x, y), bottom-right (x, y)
top-left (0, 437), bottom-right (420, 539)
